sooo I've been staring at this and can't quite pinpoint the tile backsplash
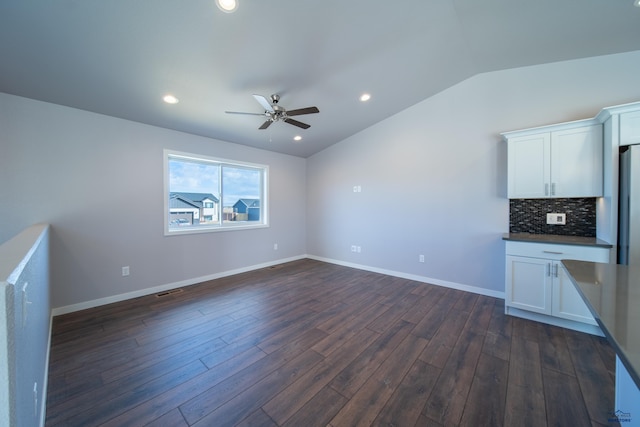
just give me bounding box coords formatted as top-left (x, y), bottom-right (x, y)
top-left (509, 198), bottom-right (596, 237)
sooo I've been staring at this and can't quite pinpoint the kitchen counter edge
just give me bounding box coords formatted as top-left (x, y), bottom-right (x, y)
top-left (502, 233), bottom-right (613, 248)
top-left (561, 260), bottom-right (640, 392)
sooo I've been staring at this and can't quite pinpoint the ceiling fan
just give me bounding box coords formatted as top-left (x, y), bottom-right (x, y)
top-left (225, 94), bottom-right (319, 130)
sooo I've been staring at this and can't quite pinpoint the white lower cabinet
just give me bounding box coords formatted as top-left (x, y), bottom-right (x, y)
top-left (552, 263), bottom-right (597, 324)
top-left (505, 241), bottom-right (610, 328)
top-left (506, 255), bottom-right (552, 315)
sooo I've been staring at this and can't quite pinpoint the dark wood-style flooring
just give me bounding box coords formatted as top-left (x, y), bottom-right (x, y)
top-left (46, 259), bottom-right (620, 426)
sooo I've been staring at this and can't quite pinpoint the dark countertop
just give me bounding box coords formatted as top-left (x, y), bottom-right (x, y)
top-left (503, 233), bottom-right (613, 248)
top-left (562, 260), bottom-right (640, 390)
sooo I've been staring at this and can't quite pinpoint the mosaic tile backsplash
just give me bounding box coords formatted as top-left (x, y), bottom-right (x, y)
top-left (509, 198), bottom-right (596, 237)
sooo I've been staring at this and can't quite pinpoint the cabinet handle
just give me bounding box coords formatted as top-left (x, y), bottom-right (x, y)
top-left (545, 183), bottom-right (549, 196)
top-left (546, 263), bottom-right (551, 277)
top-left (543, 250), bottom-right (563, 254)
top-left (553, 264), bottom-right (558, 278)
top-left (551, 182), bottom-right (556, 196)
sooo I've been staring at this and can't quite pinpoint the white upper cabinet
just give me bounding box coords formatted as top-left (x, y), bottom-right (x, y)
top-left (620, 110), bottom-right (640, 146)
top-left (505, 122), bottom-right (603, 199)
top-left (507, 133), bottom-right (550, 198)
top-left (550, 125), bottom-right (603, 198)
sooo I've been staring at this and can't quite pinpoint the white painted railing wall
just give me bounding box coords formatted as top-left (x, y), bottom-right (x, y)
top-left (0, 224), bottom-right (50, 427)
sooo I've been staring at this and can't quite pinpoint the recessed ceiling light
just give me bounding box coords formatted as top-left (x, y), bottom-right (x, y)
top-left (216, 0), bottom-right (238, 13)
top-left (293, 135), bottom-right (302, 141)
top-left (360, 93), bottom-right (371, 102)
top-left (163, 94), bottom-right (179, 104)
top-left (635, 0), bottom-right (640, 7)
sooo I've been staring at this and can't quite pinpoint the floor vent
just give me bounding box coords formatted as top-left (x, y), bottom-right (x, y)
top-left (155, 288), bottom-right (184, 298)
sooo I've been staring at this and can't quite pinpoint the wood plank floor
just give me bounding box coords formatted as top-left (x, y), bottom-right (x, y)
top-left (46, 259), bottom-right (621, 426)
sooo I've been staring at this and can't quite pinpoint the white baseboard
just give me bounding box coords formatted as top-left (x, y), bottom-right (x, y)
top-left (52, 254), bottom-right (506, 316)
top-left (306, 255), bottom-right (506, 300)
top-left (505, 306), bottom-right (604, 336)
top-left (51, 255), bottom-right (306, 316)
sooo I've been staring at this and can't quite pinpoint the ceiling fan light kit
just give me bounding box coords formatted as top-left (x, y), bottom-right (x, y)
top-left (226, 94), bottom-right (319, 130)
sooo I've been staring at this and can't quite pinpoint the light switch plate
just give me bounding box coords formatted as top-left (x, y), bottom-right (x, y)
top-left (546, 213), bottom-right (566, 225)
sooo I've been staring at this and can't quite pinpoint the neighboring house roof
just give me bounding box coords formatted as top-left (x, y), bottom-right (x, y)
top-left (234, 198), bottom-right (260, 208)
top-left (170, 192), bottom-right (219, 203)
top-left (170, 192), bottom-right (219, 210)
top-left (169, 196), bottom-right (200, 209)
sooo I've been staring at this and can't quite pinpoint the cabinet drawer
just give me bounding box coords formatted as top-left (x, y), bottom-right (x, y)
top-left (505, 241), bottom-right (609, 262)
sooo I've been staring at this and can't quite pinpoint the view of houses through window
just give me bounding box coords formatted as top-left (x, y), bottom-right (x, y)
top-left (165, 150), bottom-right (267, 233)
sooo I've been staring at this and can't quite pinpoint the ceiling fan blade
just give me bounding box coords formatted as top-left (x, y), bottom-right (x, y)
top-left (253, 94), bottom-right (274, 113)
top-left (259, 120), bottom-right (273, 130)
top-left (286, 106), bottom-right (319, 116)
top-left (225, 111), bottom-right (266, 116)
top-left (284, 118), bottom-right (310, 129)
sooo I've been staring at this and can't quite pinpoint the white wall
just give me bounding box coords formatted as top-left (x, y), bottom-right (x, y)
top-left (0, 94), bottom-right (307, 310)
top-left (306, 50), bottom-right (640, 296)
top-left (2, 51), bottom-right (640, 310)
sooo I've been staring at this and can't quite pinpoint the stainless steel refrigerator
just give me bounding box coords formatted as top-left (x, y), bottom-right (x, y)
top-left (618, 144), bottom-right (640, 265)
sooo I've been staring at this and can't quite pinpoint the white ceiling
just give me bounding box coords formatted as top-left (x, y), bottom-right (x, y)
top-left (1, 0), bottom-right (639, 157)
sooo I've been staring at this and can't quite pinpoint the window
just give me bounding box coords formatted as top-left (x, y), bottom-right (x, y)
top-left (164, 149), bottom-right (268, 235)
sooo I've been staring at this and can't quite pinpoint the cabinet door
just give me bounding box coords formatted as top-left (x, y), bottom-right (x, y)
top-left (551, 262), bottom-right (597, 325)
top-left (506, 255), bottom-right (552, 314)
top-left (507, 133), bottom-right (550, 198)
top-left (550, 124), bottom-right (603, 198)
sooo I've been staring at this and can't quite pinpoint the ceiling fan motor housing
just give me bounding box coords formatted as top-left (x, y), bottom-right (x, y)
top-left (271, 104), bottom-right (286, 116)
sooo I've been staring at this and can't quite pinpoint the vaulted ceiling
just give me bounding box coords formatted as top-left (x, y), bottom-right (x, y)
top-left (1, 0), bottom-right (639, 157)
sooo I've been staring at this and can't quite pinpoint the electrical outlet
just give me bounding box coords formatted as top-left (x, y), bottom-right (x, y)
top-left (273, 243), bottom-right (278, 250)
top-left (353, 185), bottom-right (362, 193)
top-left (546, 213), bottom-right (566, 225)
top-left (419, 254), bottom-right (425, 263)
top-left (356, 246), bottom-right (361, 253)
top-left (122, 266), bottom-right (130, 276)
top-left (351, 245), bottom-right (357, 252)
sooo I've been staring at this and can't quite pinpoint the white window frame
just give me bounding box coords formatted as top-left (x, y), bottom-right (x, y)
top-left (164, 149), bottom-right (269, 236)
